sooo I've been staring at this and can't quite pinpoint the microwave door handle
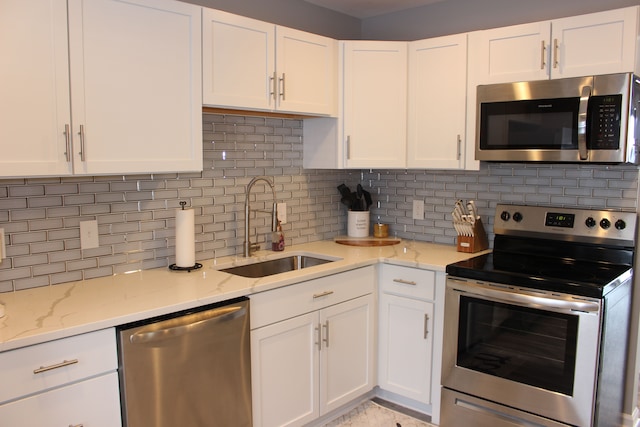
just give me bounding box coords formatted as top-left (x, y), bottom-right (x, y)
top-left (578, 85), bottom-right (591, 160)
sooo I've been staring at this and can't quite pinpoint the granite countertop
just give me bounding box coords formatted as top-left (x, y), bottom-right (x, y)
top-left (0, 240), bottom-right (488, 352)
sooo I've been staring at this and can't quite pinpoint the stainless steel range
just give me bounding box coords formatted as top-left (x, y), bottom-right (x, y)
top-left (442, 204), bottom-right (637, 427)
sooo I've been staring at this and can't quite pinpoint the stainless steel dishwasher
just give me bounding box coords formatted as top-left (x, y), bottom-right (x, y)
top-left (117, 297), bottom-right (252, 427)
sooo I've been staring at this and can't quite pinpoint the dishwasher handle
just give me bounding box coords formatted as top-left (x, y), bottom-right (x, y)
top-left (129, 304), bottom-right (247, 345)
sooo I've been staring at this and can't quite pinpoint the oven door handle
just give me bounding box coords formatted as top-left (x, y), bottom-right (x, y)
top-left (449, 280), bottom-right (600, 313)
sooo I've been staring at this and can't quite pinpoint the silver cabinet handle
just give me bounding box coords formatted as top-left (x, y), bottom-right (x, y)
top-left (69, 424), bottom-right (84, 427)
top-left (423, 314), bottom-right (429, 339)
top-left (322, 320), bottom-right (330, 348)
top-left (269, 72), bottom-right (277, 101)
top-left (33, 359), bottom-right (78, 374)
top-left (313, 290), bottom-right (334, 299)
top-left (78, 124), bottom-right (86, 161)
top-left (315, 324), bottom-right (322, 351)
top-left (393, 278), bottom-right (417, 286)
top-left (456, 134), bottom-right (461, 160)
top-left (553, 38), bottom-right (559, 68)
top-left (540, 40), bottom-right (546, 70)
top-left (64, 124), bottom-right (71, 162)
top-left (279, 73), bottom-right (286, 100)
top-left (346, 135), bottom-right (351, 160)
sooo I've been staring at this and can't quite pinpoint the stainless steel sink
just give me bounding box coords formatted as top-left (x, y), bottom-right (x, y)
top-left (220, 255), bottom-right (336, 278)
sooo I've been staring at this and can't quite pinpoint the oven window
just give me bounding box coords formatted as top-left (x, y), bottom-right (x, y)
top-left (457, 296), bottom-right (578, 395)
top-left (479, 98), bottom-right (579, 149)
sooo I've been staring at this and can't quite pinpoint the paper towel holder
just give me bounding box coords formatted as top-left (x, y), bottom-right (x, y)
top-left (169, 263), bottom-right (202, 272)
top-left (169, 201), bottom-right (202, 272)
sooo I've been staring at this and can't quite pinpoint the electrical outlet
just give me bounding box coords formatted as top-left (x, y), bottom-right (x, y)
top-left (412, 200), bottom-right (425, 220)
top-left (277, 202), bottom-right (287, 224)
top-left (80, 220), bottom-right (99, 249)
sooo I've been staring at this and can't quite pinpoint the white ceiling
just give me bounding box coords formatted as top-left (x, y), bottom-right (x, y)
top-left (303, 0), bottom-right (446, 19)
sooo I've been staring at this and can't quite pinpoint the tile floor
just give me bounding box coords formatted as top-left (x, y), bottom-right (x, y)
top-left (324, 399), bottom-right (436, 427)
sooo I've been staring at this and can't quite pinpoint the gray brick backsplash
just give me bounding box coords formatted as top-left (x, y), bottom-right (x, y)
top-left (0, 114), bottom-right (638, 292)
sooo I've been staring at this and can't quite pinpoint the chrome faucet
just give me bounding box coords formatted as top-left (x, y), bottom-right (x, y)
top-left (244, 176), bottom-right (278, 257)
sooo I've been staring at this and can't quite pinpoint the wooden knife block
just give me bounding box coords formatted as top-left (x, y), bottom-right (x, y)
top-left (457, 218), bottom-right (489, 253)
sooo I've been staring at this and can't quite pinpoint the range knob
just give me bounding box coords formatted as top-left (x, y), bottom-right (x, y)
top-left (600, 218), bottom-right (611, 230)
top-left (615, 219), bottom-right (626, 230)
top-left (585, 217), bottom-right (596, 228)
top-left (513, 212), bottom-right (523, 222)
top-left (500, 211), bottom-right (510, 221)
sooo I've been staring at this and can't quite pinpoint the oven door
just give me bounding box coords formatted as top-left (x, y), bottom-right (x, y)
top-left (442, 277), bottom-right (603, 427)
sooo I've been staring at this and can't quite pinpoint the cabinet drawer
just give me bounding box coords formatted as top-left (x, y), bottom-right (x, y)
top-left (379, 264), bottom-right (435, 300)
top-left (0, 372), bottom-right (122, 427)
top-left (0, 328), bottom-right (117, 404)
top-left (251, 266), bottom-right (375, 329)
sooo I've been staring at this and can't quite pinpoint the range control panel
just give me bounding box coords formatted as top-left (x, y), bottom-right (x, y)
top-left (494, 204), bottom-right (637, 246)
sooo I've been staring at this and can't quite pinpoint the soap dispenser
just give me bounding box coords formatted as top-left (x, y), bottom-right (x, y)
top-left (272, 221), bottom-right (285, 251)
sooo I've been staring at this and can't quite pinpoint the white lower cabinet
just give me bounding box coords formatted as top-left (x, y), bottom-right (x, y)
top-left (0, 328), bottom-right (121, 426)
top-left (250, 267), bottom-right (376, 427)
top-left (0, 372), bottom-right (121, 426)
top-left (377, 264), bottom-right (445, 425)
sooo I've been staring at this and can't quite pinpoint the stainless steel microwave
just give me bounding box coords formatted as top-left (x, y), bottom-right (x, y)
top-left (475, 73), bottom-right (640, 164)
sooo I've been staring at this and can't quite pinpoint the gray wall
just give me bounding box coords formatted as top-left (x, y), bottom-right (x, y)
top-left (184, 0), bottom-right (362, 39)
top-left (361, 0), bottom-right (640, 40)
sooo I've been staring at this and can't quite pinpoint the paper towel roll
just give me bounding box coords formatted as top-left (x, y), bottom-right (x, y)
top-left (175, 208), bottom-right (195, 268)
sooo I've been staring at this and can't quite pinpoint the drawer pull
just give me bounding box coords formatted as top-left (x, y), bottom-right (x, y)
top-left (393, 278), bottom-right (417, 286)
top-left (69, 424), bottom-right (84, 427)
top-left (424, 314), bottom-right (430, 340)
top-left (313, 290), bottom-right (334, 299)
top-left (33, 359), bottom-right (78, 374)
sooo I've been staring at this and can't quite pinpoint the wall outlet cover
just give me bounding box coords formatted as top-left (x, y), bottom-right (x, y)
top-left (80, 220), bottom-right (99, 249)
top-left (277, 202), bottom-right (287, 224)
top-left (413, 200), bottom-right (425, 220)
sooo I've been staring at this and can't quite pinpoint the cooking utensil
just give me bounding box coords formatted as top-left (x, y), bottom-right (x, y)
top-left (467, 200), bottom-right (478, 220)
top-left (362, 188), bottom-right (372, 210)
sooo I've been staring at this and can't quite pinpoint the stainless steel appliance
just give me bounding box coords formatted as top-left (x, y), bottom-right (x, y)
top-left (117, 297), bottom-right (252, 427)
top-left (475, 72), bottom-right (640, 163)
top-left (442, 204), bottom-right (636, 427)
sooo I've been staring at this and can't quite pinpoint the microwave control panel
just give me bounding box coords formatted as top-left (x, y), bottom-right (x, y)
top-left (588, 94), bottom-right (622, 149)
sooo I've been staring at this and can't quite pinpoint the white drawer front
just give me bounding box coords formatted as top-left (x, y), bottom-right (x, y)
top-left (379, 264), bottom-right (435, 300)
top-left (0, 328), bottom-right (117, 404)
top-left (251, 266), bottom-right (375, 329)
top-left (0, 372), bottom-right (122, 427)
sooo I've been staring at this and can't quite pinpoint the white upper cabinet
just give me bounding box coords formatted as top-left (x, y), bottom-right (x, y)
top-left (470, 6), bottom-right (640, 84)
top-left (552, 7), bottom-right (639, 78)
top-left (0, 0), bottom-right (72, 176)
top-left (0, 0), bottom-right (203, 178)
top-left (342, 41), bottom-right (408, 168)
top-left (202, 10), bottom-right (274, 111)
top-left (407, 34), bottom-right (467, 169)
top-left (68, 0), bottom-right (202, 175)
top-left (203, 9), bottom-right (337, 116)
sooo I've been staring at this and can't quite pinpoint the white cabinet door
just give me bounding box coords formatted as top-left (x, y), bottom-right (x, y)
top-left (0, 372), bottom-right (122, 427)
top-left (202, 9), bottom-right (336, 116)
top-left (251, 312), bottom-right (319, 427)
top-left (68, 0), bottom-right (202, 175)
top-left (276, 26), bottom-right (337, 115)
top-left (343, 41), bottom-right (408, 168)
top-left (469, 21), bottom-right (551, 84)
top-left (251, 292), bottom-right (374, 427)
top-left (320, 294), bottom-right (375, 414)
top-left (202, 9), bottom-right (274, 111)
top-left (0, 0), bottom-right (72, 176)
top-left (378, 293), bottom-right (433, 404)
top-left (470, 6), bottom-right (639, 85)
top-left (408, 34), bottom-right (467, 169)
top-left (551, 6), bottom-right (639, 78)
